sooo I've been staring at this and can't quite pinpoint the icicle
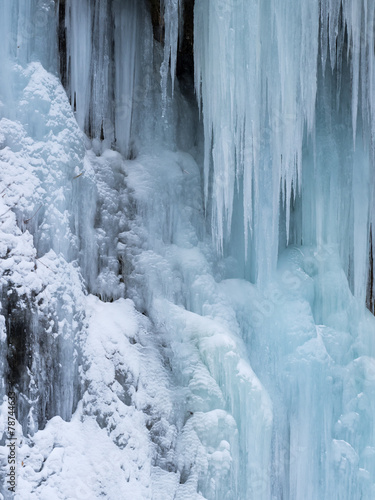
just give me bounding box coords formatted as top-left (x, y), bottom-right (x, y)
top-left (113, 0), bottom-right (139, 156)
top-left (160, 0), bottom-right (182, 114)
top-left (0, 0), bottom-right (14, 114)
top-left (194, 0), bottom-right (375, 296)
top-left (65, 0), bottom-right (143, 156)
top-left (194, 0), bottom-right (319, 283)
top-left (348, 0), bottom-right (361, 146)
top-left (65, 0), bottom-right (92, 132)
top-left (91, 0), bottom-right (113, 142)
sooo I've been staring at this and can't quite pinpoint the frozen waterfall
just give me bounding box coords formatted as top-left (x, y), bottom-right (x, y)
top-left (0, 0), bottom-right (374, 499)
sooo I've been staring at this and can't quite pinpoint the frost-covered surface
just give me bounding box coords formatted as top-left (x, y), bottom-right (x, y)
top-left (6, 297), bottom-right (177, 500)
top-left (0, 0), bottom-right (374, 499)
top-left (0, 58), bottom-right (88, 430)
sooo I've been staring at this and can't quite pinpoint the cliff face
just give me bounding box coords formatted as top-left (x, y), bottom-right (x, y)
top-left (148, 0), bottom-right (163, 42)
top-left (149, 0), bottom-right (195, 84)
top-left (177, 0), bottom-right (195, 83)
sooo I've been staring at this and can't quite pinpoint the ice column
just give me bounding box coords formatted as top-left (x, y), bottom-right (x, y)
top-left (160, 0), bottom-right (183, 112)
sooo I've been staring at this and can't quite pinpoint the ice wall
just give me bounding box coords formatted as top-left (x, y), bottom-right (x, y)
top-left (194, 0), bottom-right (375, 293)
top-left (193, 0), bottom-right (375, 498)
top-left (64, 0), bottom-right (156, 157)
top-left (0, 0), bottom-right (374, 499)
top-left (122, 148), bottom-right (273, 499)
top-left (0, 0), bottom-right (87, 434)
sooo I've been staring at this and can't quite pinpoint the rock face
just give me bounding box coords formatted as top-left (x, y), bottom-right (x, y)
top-left (177, 0), bottom-right (195, 84)
top-left (148, 0), bottom-right (164, 43)
top-left (149, 0), bottom-right (195, 84)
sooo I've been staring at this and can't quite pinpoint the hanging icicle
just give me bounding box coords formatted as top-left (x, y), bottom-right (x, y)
top-left (194, 0), bottom-right (375, 296)
top-left (160, 0), bottom-right (183, 114)
top-left (64, 0), bottom-right (142, 157)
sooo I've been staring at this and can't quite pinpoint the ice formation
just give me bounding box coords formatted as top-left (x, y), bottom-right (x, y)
top-left (195, 0), bottom-right (375, 289)
top-left (0, 0), bottom-right (374, 499)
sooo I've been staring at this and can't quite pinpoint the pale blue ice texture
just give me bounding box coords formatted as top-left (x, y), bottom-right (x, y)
top-left (0, 0), bottom-right (374, 499)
